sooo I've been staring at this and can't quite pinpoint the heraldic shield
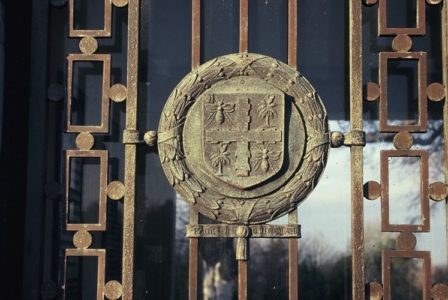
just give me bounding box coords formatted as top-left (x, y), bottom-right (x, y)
top-left (158, 53), bottom-right (329, 224)
top-left (202, 77), bottom-right (285, 189)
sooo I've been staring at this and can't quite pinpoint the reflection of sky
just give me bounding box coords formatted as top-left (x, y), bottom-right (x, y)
top-left (277, 121), bottom-right (447, 266)
top-left (176, 121), bottom-right (447, 267)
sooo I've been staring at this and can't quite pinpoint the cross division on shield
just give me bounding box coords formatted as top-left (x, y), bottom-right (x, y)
top-left (203, 88), bottom-right (285, 189)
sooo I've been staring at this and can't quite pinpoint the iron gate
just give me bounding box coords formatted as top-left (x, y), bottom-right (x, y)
top-left (33, 0), bottom-right (448, 299)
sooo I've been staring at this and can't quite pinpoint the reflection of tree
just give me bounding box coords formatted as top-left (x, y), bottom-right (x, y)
top-left (364, 224), bottom-right (423, 300)
top-left (174, 213), bottom-right (440, 299)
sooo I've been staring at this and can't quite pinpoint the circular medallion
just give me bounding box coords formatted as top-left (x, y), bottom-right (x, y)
top-left (158, 53), bottom-right (329, 224)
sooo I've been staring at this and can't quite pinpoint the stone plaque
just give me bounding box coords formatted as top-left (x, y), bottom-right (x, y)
top-left (158, 53), bottom-right (329, 224)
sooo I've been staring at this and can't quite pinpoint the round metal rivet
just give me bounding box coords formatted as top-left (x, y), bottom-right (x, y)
top-left (104, 280), bottom-right (123, 300)
top-left (431, 283), bottom-right (448, 300)
top-left (79, 36), bottom-right (98, 54)
top-left (393, 131), bottom-right (413, 150)
top-left (109, 84), bottom-right (127, 102)
top-left (107, 181), bottom-right (126, 200)
top-left (330, 131), bottom-right (344, 148)
top-left (427, 0), bottom-right (443, 5)
top-left (367, 282), bottom-right (383, 299)
top-left (427, 82), bottom-right (445, 102)
top-left (112, 0), bottom-right (129, 7)
top-left (47, 83), bottom-right (65, 102)
top-left (363, 181), bottom-right (381, 200)
top-left (73, 230), bottom-right (92, 249)
top-left (392, 34), bottom-right (412, 52)
top-left (144, 131), bottom-right (157, 147)
top-left (76, 132), bottom-right (95, 150)
top-left (429, 182), bottom-right (448, 201)
top-left (364, 82), bottom-right (380, 101)
top-left (396, 231), bottom-right (417, 250)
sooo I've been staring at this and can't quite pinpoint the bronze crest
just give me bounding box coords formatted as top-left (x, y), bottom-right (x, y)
top-left (158, 53), bottom-right (329, 224)
top-left (202, 77), bottom-right (285, 189)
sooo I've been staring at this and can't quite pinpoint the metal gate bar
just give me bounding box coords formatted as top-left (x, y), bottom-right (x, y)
top-left (238, 2), bottom-right (249, 298)
top-left (187, 1), bottom-right (300, 299)
top-left (62, 0), bottom-right (139, 298)
top-left (287, 1), bottom-right (299, 299)
top-left (348, 1), bottom-right (365, 299)
top-left (122, 0), bottom-right (140, 298)
top-left (240, 0), bottom-right (249, 53)
top-left (189, 1), bottom-right (201, 298)
top-left (442, 0), bottom-right (448, 273)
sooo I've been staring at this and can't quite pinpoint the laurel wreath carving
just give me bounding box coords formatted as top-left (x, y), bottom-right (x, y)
top-left (158, 53), bottom-right (329, 224)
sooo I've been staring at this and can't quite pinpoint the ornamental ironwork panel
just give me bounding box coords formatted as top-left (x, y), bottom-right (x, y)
top-left (362, 0), bottom-right (448, 299)
top-left (48, 0), bottom-right (448, 299)
top-left (60, 0), bottom-right (139, 299)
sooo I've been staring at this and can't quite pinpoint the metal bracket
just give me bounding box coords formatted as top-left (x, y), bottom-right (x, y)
top-left (122, 129), bottom-right (157, 146)
top-left (331, 130), bottom-right (366, 148)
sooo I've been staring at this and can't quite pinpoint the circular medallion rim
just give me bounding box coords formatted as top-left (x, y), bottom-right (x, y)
top-left (157, 53), bottom-right (330, 224)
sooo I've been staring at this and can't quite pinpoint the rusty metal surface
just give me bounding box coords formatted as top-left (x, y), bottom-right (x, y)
top-left (287, 4), bottom-right (298, 296)
top-left (69, 0), bottom-right (112, 37)
top-left (239, 0), bottom-right (248, 53)
top-left (65, 150), bottom-right (108, 231)
top-left (378, 0), bottom-right (426, 36)
top-left (380, 150), bottom-right (429, 232)
top-left (349, 1), bottom-right (365, 299)
top-left (192, 0), bottom-right (200, 69)
top-left (363, 1), bottom-right (447, 298)
top-left (288, 0), bottom-right (297, 69)
top-left (63, 249), bottom-right (106, 299)
top-left (67, 54), bottom-right (111, 133)
top-left (442, 0), bottom-right (448, 271)
top-left (62, 1), bottom-right (138, 299)
top-left (379, 52), bottom-right (427, 133)
top-left (189, 210), bottom-right (199, 300)
top-left (238, 260), bottom-right (248, 300)
top-left (288, 210), bottom-right (298, 300)
top-left (382, 250), bottom-right (431, 299)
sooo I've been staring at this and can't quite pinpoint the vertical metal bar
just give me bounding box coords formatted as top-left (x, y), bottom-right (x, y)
top-left (122, 0), bottom-right (140, 298)
top-left (288, 211), bottom-right (298, 300)
top-left (349, 0), bottom-right (364, 299)
top-left (189, 210), bottom-right (199, 300)
top-left (288, 0), bottom-right (297, 69)
top-left (288, 1), bottom-right (299, 295)
top-left (192, 0), bottom-right (201, 69)
top-left (442, 0), bottom-right (448, 266)
top-left (240, 0), bottom-right (249, 53)
top-left (189, 1), bottom-right (201, 295)
top-left (238, 260), bottom-right (248, 300)
top-left (238, 1), bottom-right (249, 297)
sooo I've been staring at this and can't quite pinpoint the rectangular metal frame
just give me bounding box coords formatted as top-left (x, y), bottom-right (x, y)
top-left (378, 0), bottom-right (426, 36)
top-left (63, 249), bottom-right (106, 299)
top-left (380, 150), bottom-right (429, 232)
top-left (67, 54), bottom-right (111, 133)
top-left (65, 150), bottom-right (108, 231)
top-left (69, 0), bottom-right (112, 37)
top-left (379, 52), bottom-right (427, 132)
top-left (382, 250), bottom-right (431, 299)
